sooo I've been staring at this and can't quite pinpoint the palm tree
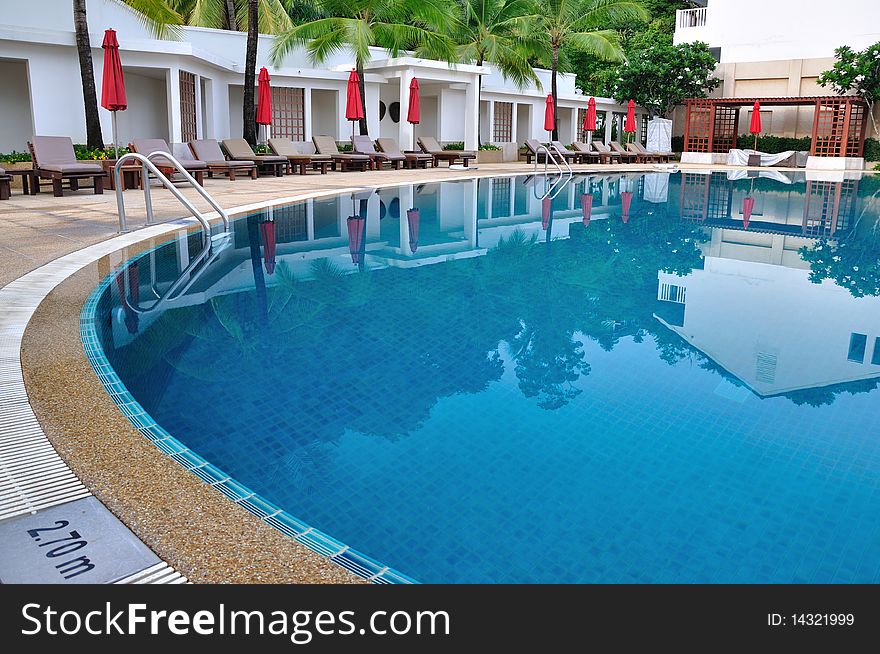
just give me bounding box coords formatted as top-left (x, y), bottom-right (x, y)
top-left (172, 0), bottom-right (293, 144)
top-left (454, 0), bottom-right (543, 145)
top-left (532, 0), bottom-right (647, 140)
top-left (270, 0), bottom-right (458, 136)
top-left (74, 0), bottom-right (181, 149)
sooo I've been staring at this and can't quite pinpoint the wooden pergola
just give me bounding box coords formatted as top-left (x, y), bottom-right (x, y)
top-left (682, 96), bottom-right (869, 157)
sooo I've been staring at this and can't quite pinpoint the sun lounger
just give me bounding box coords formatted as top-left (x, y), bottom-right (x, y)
top-left (188, 139), bottom-right (257, 180)
top-left (0, 167), bottom-right (10, 200)
top-left (592, 141), bottom-right (630, 164)
top-left (524, 139), bottom-right (557, 165)
top-left (29, 135), bottom-right (106, 197)
top-left (571, 142), bottom-right (607, 164)
top-left (608, 141), bottom-right (641, 163)
top-left (550, 141), bottom-right (581, 164)
top-left (627, 141), bottom-right (673, 162)
top-left (375, 138), bottom-right (432, 169)
top-left (221, 139), bottom-right (288, 176)
top-left (312, 135), bottom-right (371, 171)
top-left (130, 138), bottom-right (207, 185)
top-left (352, 135), bottom-right (404, 169)
top-left (417, 136), bottom-right (476, 167)
top-left (268, 138), bottom-right (330, 175)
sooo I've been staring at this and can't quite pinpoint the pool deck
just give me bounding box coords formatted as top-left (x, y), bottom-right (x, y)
top-left (0, 160), bottom-right (873, 584)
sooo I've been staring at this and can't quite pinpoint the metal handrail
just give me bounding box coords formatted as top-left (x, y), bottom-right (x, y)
top-left (533, 144), bottom-right (564, 176)
top-left (114, 151), bottom-right (230, 234)
top-left (549, 144), bottom-right (574, 175)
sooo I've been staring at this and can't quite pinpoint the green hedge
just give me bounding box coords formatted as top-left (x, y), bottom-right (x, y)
top-left (0, 144), bottom-right (130, 163)
top-left (669, 135), bottom-right (879, 160)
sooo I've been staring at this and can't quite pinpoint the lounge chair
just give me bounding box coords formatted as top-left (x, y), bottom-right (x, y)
top-left (550, 141), bottom-right (581, 164)
top-left (352, 135), bottom-right (404, 169)
top-left (524, 139), bottom-right (556, 165)
top-left (627, 141), bottom-right (673, 163)
top-left (268, 138), bottom-right (330, 175)
top-left (312, 135), bottom-right (371, 172)
top-left (375, 138), bottom-right (433, 169)
top-left (592, 141), bottom-right (632, 164)
top-left (0, 167), bottom-right (10, 200)
top-left (29, 135), bottom-right (106, 197)
top-left (609, 141), bottom-right (642, 163)
top-left (188, 139), bottom-right (257, 180)
top-left (130, 138), bottom-right (207, 185)
top-left (571, 142), bottom-right (607, 164)
top-left (417, 136), bottom-right (476, 167)
top-left (221, 139), bottom-right (288, 177)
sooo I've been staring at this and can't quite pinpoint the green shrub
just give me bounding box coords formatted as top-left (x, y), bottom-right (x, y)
top-left (0, 150), bottom-right (32, 163)
top-left (252, 143), bottom-right (271, 154)
top-left (479, 143), bottom-right (502, 151)
top-left (443, 141), bottom-right (465, 150)
top-left (669, 135), bottom-right (879, 159)
top-left (72, 144), bottom-right (130, 160)
top-left (865, 138), bottom-right (880, 161)
top-left (671, 136), bottom-right (684, 153)
top-left (337, 142), bottom-right (353, 152)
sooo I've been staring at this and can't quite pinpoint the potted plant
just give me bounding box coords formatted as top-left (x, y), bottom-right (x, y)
top-left (477, 143), bottom-right (504, 164)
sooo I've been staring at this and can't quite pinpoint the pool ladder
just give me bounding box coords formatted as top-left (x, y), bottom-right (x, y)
top-left (113, 151), bottom-right (231, 238)
top-left (532, 143), bottom-right (573, 200)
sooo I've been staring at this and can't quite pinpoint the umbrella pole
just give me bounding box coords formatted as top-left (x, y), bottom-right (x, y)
top-left (754, 132), bottom-right (758, 152)
top-left (112, 110), bottom-right (119, 159)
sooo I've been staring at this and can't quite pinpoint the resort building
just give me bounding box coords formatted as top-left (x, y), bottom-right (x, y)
top-left (673, 0), bottom-right (880, 139)
top-left (0, 0), bottom-right (642, 157)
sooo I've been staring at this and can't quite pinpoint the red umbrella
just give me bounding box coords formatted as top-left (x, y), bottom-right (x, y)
top-left (256, 67), bottom-right (272, 126)
top-left (347, 215), bottom-right (366, 265)
top-left (749, 101), bottom-right (762, 151)
top-left (583, 97), bottom-right (597, 143)
top-left (407, 78), bottom-right (420, 125)
top-left (620, 191), bottom-right (633, 224)
top-left (742, 196), bottom-right (755, 230)
top-left (544, 94), bottom-right (555, 134)
top-left (346, 70), bottom-right (364, 139)
top-left (406, 208), bottom-right (420, 253)
top-left (259, 219), bottom-right (276, 275)
top-left (101, 29), bottom-right (126, 158)
top-left (541, 196), bottom-right (552, 230)
top-left (580, 193), bottom-right (593, 227)
top-left (624, 100), bottom-right (637, 143)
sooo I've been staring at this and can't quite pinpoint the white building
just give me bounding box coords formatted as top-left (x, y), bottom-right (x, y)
top-left (0, 0), bottom-right (642, 156)
top-left (673, 0), bottom-right (880, 140)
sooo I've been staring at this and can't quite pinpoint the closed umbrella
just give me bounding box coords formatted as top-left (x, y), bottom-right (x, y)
top-left (346, 70), bottom-right (365, 139)
top-left (583, 97), bottom-right (597, 146)
top-left (620, 191), bottom-right (633, 224)
top-left (580, 193), bottom-right (593, 227)
top-left (256, 67), bottom-right (272, 144)
top-left (347, 215), bottom-right (366, 265)
top-left (544, 94), bottom-right (555, 137)
top-left (742, 178), bottom-right (755, 230)
top-left (406, 208), bottom-right (420, 253)
top-left (407, 78), bottom-right (420, 125)
top-left (750, 101), bottom-right (762, 151)
top-left (100, 29), bottom-right (126, 159)
top-left (542, 196), bottom-right (552, 230)
top-left (624, 100), bottom-right (637, 144)
top-left (259, 219), bottom-right (276, 274)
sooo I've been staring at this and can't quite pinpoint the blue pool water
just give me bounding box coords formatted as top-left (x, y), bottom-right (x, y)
top-left (89, 171), bottom-right (880, 583)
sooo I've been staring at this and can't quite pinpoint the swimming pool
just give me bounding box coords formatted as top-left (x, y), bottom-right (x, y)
top-left (84, 170), bottom-right (880, 583)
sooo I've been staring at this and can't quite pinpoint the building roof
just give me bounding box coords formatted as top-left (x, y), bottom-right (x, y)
top-left (685, 96), bottom-right (867, 107)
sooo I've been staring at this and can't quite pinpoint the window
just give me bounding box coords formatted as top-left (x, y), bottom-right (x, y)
top-left (271, 87), bottom-right (305, 141)
top-left (491, 177), bottom-right (511, 217)
top-left (872, 337), bottom-right (880, 365)
top-left (493, 102), bottom-right (513, 142)
top-left (848, 333), bottom-right (868, 363)
top-left (179, 71), bottom-right (197, 142)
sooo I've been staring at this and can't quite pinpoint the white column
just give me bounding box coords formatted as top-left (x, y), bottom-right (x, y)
top-left (166, 67), bottom-right (182, 143)
top-left (603, 111), bottom-right (612, 144)
top-left (510, 102), bottom-right (519, 145)
top-left (568, 107), bottom-right (577, 145)
top-left (303, 87), bottom-right (313, 141)
top-left (398, 69), bottom-right (414, 150)
top-left (194, 75), bottom-right (203, 139)
top-left (463, 76), bottom-right (479, 151)
top-left (463, 178), bottom-right (478, 248)
top-left (485, 100), bottom-right (495, 144)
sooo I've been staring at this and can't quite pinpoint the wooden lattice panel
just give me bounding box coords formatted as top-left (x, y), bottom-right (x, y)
top-left (680, 173), bottom-right (711, 221)
top-left (802, 180), bottom-right (859, 237)
top-left (274, 203), bottom-right (308, 243)
top-left (577, 108), bottom-right (587, 142)
top-left (272, 87), bottom-right (305, 141)
top-left (493, 102), bottom-right (513, 142)
top-left (712, 106), bottom-right (738, 152)
top-left (491, 177), bottom-right (511, 217)
top-left (179, 71), bottom-right (197, 142)
top-left (811, 98), bottom-right (867, 157)
top-left (684, 100), bottom-right (713, 152)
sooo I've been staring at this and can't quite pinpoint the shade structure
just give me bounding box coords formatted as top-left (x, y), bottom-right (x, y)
top-left (541, 196), bottom-right (552, 230)
top-left (742, 196), bottom-right (755, 230)
top-left (620, 191), bottom-right (633, 224)
top-left (259, 219), bottom-right (277, 275)
top-left (544, 94), bottom-right (555, 133)
top-left (256, 67), bottom-right (272, 126)
top-left (100, 29), bottom-right (126, 158)
top-left (346, 70), bottom-right (365, 121)
top-left (407, 78), bottom-right (420, 125)
top-left (624, 100), bottom-right (637, 141)
top-left (580, 193), bottom-right (593, 227)
top-left (347, 215), bottom-right (366, 265)
top-left (406, 208), bottom-right (420, 253)
top-left (584, 97), bottom-right (597, 132)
